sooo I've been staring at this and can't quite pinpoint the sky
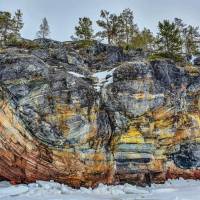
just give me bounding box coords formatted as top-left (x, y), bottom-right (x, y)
top-left (0, 0), bottom-right (200, 41)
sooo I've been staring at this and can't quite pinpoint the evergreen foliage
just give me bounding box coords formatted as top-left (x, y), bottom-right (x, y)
top-left (75, 17), bottom-right (93, 40)
top-left (0, 10), bottom-right (23, 46)
top-left (13, 9), bottom-right (24, 37)
top-left (37, 17), bottom-right (50, 39)
top-left (118, 8), bottom-right (138, 45)
top-left (96, 10), bottom-right (120, 44)
top-left (157, 20), bottom-right (183, 56)
top-left (0, 8), bottom-right (199, 62)
top-left (130, 28), bottom-right (154, 50)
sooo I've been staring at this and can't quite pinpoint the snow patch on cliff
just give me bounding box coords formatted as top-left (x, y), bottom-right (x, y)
top-left (92, 68), bottom-right (116, 91)
top-left (68, 71), bottom-right (85, 78)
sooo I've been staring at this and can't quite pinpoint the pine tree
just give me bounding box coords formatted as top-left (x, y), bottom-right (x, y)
top-left (13, 9), bottom-right (24, 37)
top-left (0, 10), bottom-right (24, 46)
top-left (75, 17), bottom-right (93, 40)
top-left (96, 10), bottom-right (119, 44)
top-left (131, 28), bottom-right (154, 50)
top-left (174, 18), bottom-right (200, 55)
top-left (37, 18), bottom-right (50, 39)
top-left (157, 20), bottom-right (182, 55)
top-left (183, 25), bottom-right (200, 55)
top-left (0, 11), bottom-right (13, 44)
top-left (174, 18), bottom-right (186, 33)
top-left (118, 8), bottom-right (138, 45)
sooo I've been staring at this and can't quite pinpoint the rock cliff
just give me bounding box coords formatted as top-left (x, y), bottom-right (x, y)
top-left (0, 39), bottom-right (200, 187)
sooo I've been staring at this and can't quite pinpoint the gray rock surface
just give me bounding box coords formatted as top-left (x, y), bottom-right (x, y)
top-left (0, 39), bottom-right (200, 187)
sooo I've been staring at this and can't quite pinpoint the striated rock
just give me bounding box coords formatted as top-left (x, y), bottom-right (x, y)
top-left (0, 41), bottom-right (200, 187)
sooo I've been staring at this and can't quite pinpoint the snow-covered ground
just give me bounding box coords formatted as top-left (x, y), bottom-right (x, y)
top-left (1, 179), bottom-right (200, 200)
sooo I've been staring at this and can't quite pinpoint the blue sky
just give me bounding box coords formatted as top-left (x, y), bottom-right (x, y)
top-left (1, 0), bottom-right (199, 41)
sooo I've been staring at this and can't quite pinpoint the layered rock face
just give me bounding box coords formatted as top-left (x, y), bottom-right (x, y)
top-left (0, 40), bottom-right (200, 187)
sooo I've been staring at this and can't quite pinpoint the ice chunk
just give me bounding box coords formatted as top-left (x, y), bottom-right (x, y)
top-left (0, 185), bottom-right (28, 198)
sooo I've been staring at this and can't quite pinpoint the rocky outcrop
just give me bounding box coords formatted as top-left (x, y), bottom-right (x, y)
top-left (0, 40), bottom-right (200, 187)
top-left (194, 56), bottom-right (200, 66)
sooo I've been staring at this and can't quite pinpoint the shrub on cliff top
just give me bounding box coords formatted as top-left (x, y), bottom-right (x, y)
top-left (148, 52), bottom-right (184, 63)
top-left (6, 37), bottom-right (41, 49)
